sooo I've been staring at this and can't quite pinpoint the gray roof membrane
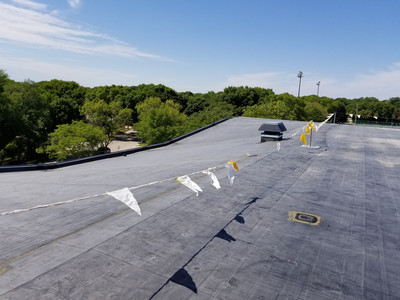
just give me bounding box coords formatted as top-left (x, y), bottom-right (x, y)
top-left (0, 117), bottom-right (400, 299)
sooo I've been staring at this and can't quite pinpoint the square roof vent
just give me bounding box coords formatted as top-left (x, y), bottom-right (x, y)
top-left (258, 122), bottom-right (287, 132)
top-left (258, 122), bottom-right (287, 142)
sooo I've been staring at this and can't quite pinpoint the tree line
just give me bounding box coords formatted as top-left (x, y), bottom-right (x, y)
top-left (1, 69), bottom-right (399, 164)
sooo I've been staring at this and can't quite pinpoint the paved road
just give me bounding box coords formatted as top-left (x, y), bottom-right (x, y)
top-left (1, 117), bottom-right (399, 299)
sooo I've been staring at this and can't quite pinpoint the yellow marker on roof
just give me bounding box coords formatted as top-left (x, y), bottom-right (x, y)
top-left (228, 160), bottom-right (239, 171)
top-left (300, 132), bottom-right (307, 145)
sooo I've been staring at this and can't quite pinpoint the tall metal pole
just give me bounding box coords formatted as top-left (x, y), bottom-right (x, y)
top-left (316, 81), bottom-right (320, 97)
top-left (297, 71), bottom-right (303, 97)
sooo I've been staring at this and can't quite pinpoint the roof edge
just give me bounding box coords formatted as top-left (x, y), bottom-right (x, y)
top-left (0, 117), bottom-right (233, 173)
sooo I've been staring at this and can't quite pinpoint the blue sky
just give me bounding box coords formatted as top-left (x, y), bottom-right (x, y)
top-left (1, 0), bottom-right (399, 100)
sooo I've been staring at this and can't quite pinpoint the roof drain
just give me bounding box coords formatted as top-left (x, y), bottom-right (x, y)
top-left (288, 211), bottom-right (322, 225)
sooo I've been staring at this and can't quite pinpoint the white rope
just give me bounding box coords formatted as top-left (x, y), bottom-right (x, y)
top-left (0, 162), bottom-right (227, 216)
top-left (1, 122), bottom-right (320, 217)
top-left (0, 194), bottom-right (104, 216)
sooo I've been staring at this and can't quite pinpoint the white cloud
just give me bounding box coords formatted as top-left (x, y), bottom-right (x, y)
top-left (0, 1), bottom-right (169, 60)
top-left (339, 63), bottom-right (400, 99)
top-left (305, 63), bottom-right (400, 100)
top-left (223, 64), bottom-right (400, 100)
top-left (11, 0), bottom-right (46, 10)
top-left (1, 56), bottom-right (139, 87)
top-left (68, 0), bottom-right (81, 8)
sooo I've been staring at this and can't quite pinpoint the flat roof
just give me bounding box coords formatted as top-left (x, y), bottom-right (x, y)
top-left (1, 117), bottom-right (399, 299)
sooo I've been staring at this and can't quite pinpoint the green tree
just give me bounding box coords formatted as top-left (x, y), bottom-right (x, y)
top-left (242, 103), bottom-right (269, 118)
top-left (268, 100), bottom-right (297, 120)
top-left (81, 100), bottom-right (133, 147)
top-left (330, 99), bottom-right (349, 114)
top-left (46, 121), bottom-right (107, 161)
top-left (334, 105), bottom-right (347, 123)
top-left (38, 80), bottom-right (87, 129)
top-left (106, 84), bottom-right (185, 119)
top-left (183, 93), bottom-right (209, 115)
top-left (187, 101), bottom-right (236, 130)
top-left (391, 98), bottom-right (400, 121)
top-left (221, 86), bottom-right (274, 114)
top-left (243, 93), bottom-right (306, 121)
top-left (1, 80), bottom-right (50, 163)
top-left (135, 84), bottom-right (183, 107)
top-left (135, 97), bottom-right (188, 144)
top-left (0, 70), bottom-right (14, 152)
top-left (304, 102), bottom-right (328, 122)
top-left (375, 101), bottom-right (394, 120)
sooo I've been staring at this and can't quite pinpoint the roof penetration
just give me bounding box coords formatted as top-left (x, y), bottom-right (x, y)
top-left (258, 122), bottom-right (287, 132)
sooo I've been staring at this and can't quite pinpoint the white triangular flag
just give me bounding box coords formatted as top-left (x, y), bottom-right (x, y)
top-left (107, 188), bottom-right (141, 216)
top-left (203, 170), bottom-right (221, 189)
top-left (226, 161), bottom-right (238, 186)
top-left (177, 175), bottom-right (203, 196)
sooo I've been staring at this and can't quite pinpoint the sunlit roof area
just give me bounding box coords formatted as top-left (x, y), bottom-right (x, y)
top-left (1, 117), bottom-right (400, 299)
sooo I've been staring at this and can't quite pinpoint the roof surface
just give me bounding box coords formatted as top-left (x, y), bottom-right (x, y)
top-left (1, 117), bottom-right (399, 299)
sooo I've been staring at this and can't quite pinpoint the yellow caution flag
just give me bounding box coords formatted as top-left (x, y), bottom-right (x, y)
top-left (309, 122), bottom-right (315, 131)
top-left (300, 132), bottom-right (308, 145)
top-left (228, 160), bottom-right (239, 171)
top-left (226, 161), bottom-right (239, 185)
top-left (306, 125), bottom-right (310, 134)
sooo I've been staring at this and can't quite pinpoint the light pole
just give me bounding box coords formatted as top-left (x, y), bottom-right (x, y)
top-left (297, 71), bottom-right (303, 97)
top-left (316, 81), bottom-right (320, 97)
